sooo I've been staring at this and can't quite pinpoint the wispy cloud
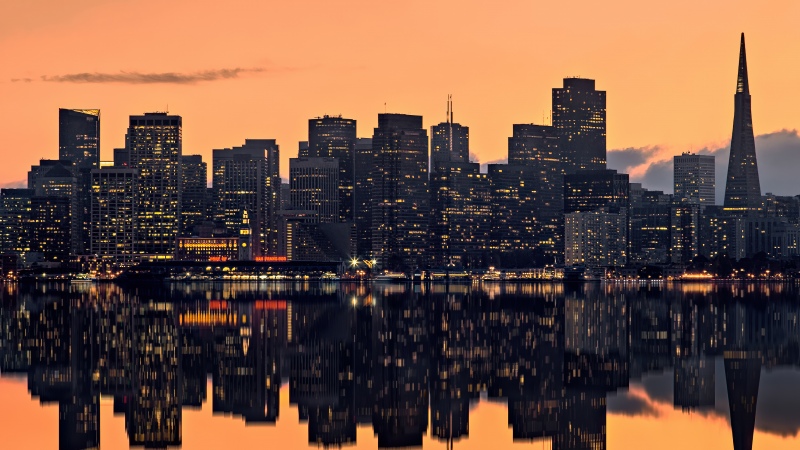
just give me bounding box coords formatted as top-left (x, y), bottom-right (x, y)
top-left (12, 67), bottom-right (287, 85)
top-left (0, 180), bottom-right (27, 189)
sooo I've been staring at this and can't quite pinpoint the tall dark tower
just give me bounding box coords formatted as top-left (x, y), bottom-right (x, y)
top-left (430, 96), bottom-right (469, 172)
top-left (308, 116), bottom-right (357, 222)
top-left (552, 78), bottom-right (606, 174)
top-left (371, 114), bottom-right (429, 270)
top-left (724, 33), bottom-right (761, 214)
top-left (59, 109), bottom-right (100, 170)
top-left (724, 350), bottom-right (761, 450)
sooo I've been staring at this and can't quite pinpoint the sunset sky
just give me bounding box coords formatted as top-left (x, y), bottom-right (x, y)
top-left (2, 1), bottom-right (799, 194)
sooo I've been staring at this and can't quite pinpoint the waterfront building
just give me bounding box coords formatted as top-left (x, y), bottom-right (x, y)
top-left (370, 114), bottom-right (429, 270)
top-left (90, 167), bottom-right (138, 266)
top-left (127, 112), bottom-right (182, 259)
top-left (0, 188), bottom-right (33, 257)
top-left (508, 123), bottom-right (565, 257)
top-left (213, 139), bottom-right (281, 256)
top-left (429, 161), bottom-right (491, 268)
top-left (565, 208), bottom-right (627, 268)
top-left (353, 137), bottom-right (374, 257)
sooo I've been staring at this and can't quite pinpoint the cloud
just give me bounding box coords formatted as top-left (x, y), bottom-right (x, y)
top-left (13, 67), bottom-right (282, 85)
top-left (607, 391), bottom-right (660, 418)
top-left (614, 129), bottom-right (800, 204)
top-left (0, 180), bottom-right (26, 189)
top-left (479, 157), bottom-right (508, 173)
top-left (607, 146), bottom-right (662, 174)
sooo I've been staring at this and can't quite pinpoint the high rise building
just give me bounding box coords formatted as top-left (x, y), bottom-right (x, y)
top-left (430, 96), bottom-right (469, 172)
top-left (371, 114), bottom-right (429, 270)
top-left (30, 196), bottom-right (72, 263)
top-left (0, 188), bottom-right (33, 256)
top-left (508, 124), bottom-right (565, 256)
top-left (213, 139), bottom-right (281, 256)
top-left (674, 153), bottom-right (715, 206)
top-left (565, 208), bottom-right (627, 268)
top-left (59, 109), bottom-right (100, 170)
top-left (353, 138), bottom-right (374, 257)
top-left (564, 169), bottom-right (629, 214)
top-left (487, 164), bottom-right (537, 253)
top-left (289, 157), bottom-right (340, 224)
top-left (180, 155), bottom-right (207, 236)
top-left (29, 162), bottom-right (78, 259)
top-left (429, 162), bottom-right (491, 268)
top-left (307, 116), bottom-right (357, 222)
top-left (90, 167), bottom-right (138, 266)
top-left (127, 112), bottom-right (182, 259)
top-left (724, 34), bottom-right (761, 215)
top-left (552, 78), bottom-right (606, 174)
top-left (60, 109), bottom-right (100, 257)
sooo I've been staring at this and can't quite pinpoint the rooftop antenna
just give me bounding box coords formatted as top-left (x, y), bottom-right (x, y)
top-left (384, 102), bottom-right (387, 113)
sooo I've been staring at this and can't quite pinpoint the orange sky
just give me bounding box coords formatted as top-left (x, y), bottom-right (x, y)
top-left (1, 1), bottom-right (799, 185)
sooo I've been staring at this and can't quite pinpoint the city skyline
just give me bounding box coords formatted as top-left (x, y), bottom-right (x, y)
top-left (2, 2), bottom-right (800, 196)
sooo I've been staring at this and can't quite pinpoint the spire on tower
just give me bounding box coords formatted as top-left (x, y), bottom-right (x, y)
top-left (737, 33), bottom-right (749, 94)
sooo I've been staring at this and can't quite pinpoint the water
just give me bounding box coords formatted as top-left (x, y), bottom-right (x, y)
top-left (1, 281), bottom-right (799, 450)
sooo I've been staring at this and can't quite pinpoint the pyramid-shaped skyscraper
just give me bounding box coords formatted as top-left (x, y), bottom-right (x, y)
top-left (723, 33), bottom-right (761, 214)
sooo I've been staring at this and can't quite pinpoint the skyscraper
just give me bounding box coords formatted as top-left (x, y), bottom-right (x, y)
top-left (180, 155), bottom-right (207, 236)
top-left (371, 114), bottom-right (429, 270)
top-left (353, 138), bottom-right (374, 256)
top-left (90, 167), bottom-right (138, 266)
top-left (674, 152), bottom-right (715, 206)
top-left (289, 157), bottom-right (340, 224)
top-left (0, 188), bottom-right (33, 257)
top-left (430, 96), bottom-right (469, 172)
top-left (564, 169), bottom-right (629, 214)
top-left (213, 139), bottom-right (280, 257)
top-left (508, 124), bottom-right (565, 256)
top-left (307, 116), bottom-right (357, 222)
top-left (59, 109), bottom-right (100, 257)
top-left (724, 33), bottom-right (761, 214)
top-left (59, 109), bottom-right (100, 170)
top-left (552, 78), bottom-right (606, 174)
top-left (127, 112), bottom-right (182, 259)
top-left (429, 162), bottom-right (490, 268)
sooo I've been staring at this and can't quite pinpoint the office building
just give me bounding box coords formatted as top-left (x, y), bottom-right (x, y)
top-left (508, 123), bottom-right (565, 256)
top-left (674, 153), bottom-right (715, 206)
top-left (180, 155), bottom-right (208, 236)
top-left (307, 116), bottom-right (357, 222)
top-left (430, 96), bottom-right (469, 172)
top-left (213, 139), bottom-right (281, 257)
top-left (30, 196), bottom-right (72, 263)
top-left (0, 188), bottom-right (33, 256)
top-left (429, 162), bottom-right (491, 268)
top-left (724, 34), bottom-right (762, 214)
top-left (90, 167), bottom-right (138, 266)
top-left (353, 137), bottom-right (373, 257)
top-left (371, 114), bottom-right (429, 270)
top-left (289, 157), bottom-right (340, 224)
top-left (553, 78), bottom-right (606, 174)
top-left (127, 112), bottom-right (182, 259)
top-left (59, 109), bottom-right (100, 169)
top-left (487, 164), bottom-right (537, 253)
top-left (565, 208), bottom-right (627, 268)
top-left (59, 109), bottom-right (100, 256)
top-left (564, 169), bottom-right (629, 214)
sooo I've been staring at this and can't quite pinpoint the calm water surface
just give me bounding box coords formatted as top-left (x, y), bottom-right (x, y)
top-left (1, 281), bottom-right (799, 450)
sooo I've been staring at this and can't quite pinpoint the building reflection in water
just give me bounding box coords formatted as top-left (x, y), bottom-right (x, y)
top-left (1, 281), bottom-right (800, 449)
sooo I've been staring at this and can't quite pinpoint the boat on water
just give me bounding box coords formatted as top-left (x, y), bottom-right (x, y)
top-left (374, 272), bottom-right (409, 283)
